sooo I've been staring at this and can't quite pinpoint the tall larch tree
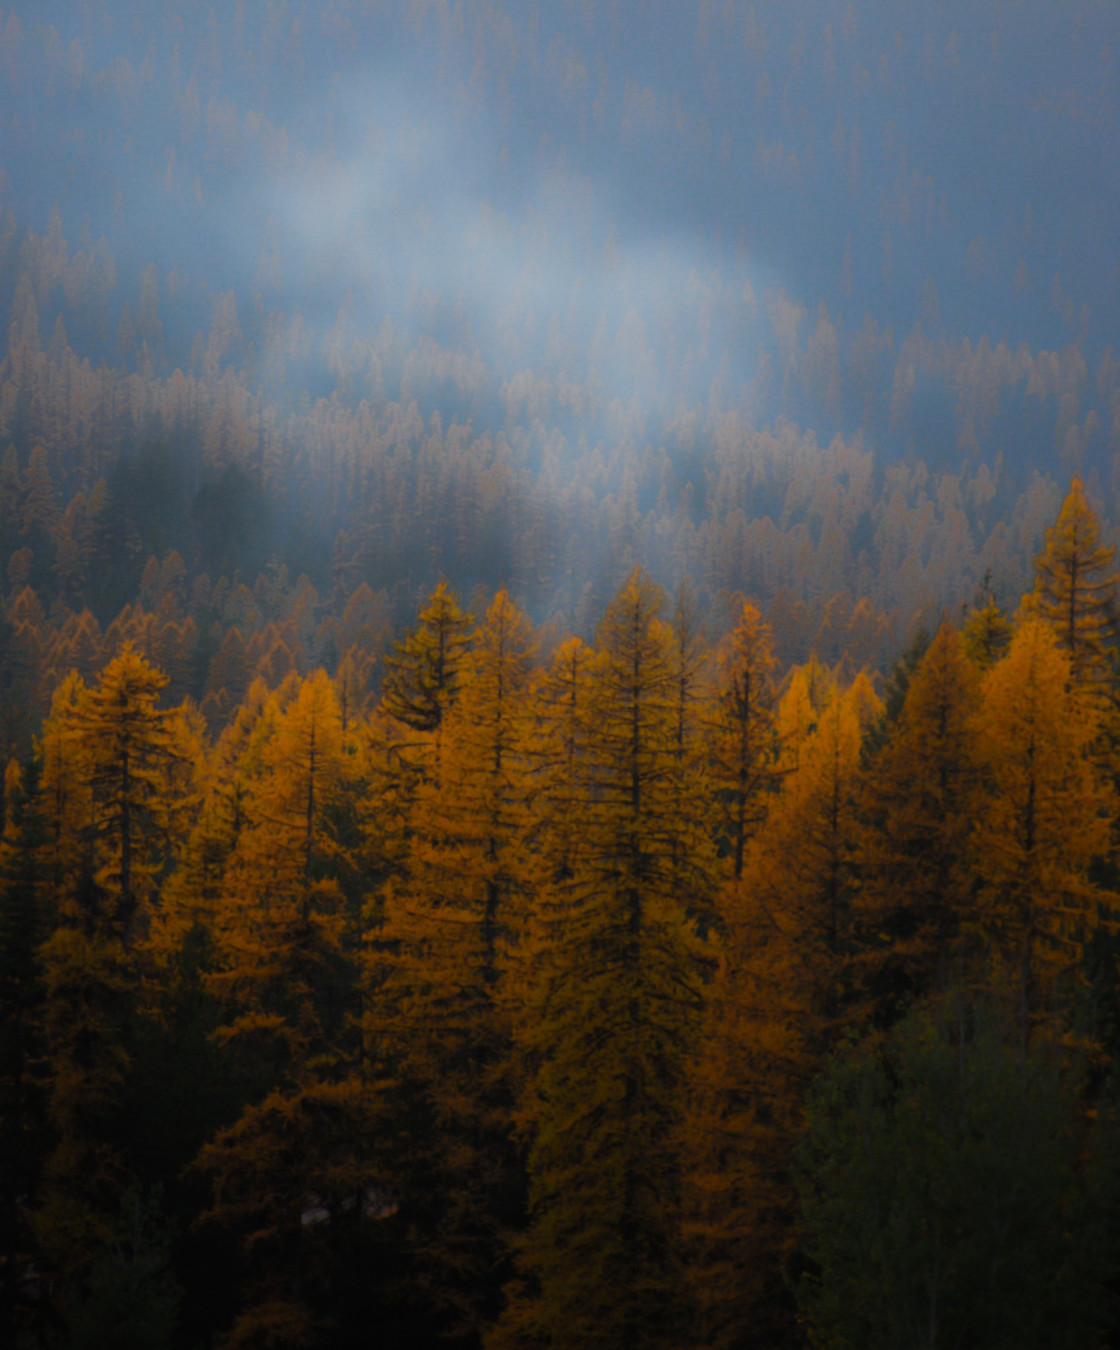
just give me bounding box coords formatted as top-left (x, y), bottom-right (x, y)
top-left (379, 580), bottom-right (471, 775)
top-left (75, 644), bottom-right (188, 937)
top-left (525, 635), bottom-right (595, 891)
top-left (37, 672), bottom-right (93, 918)
top-left (196, 670), bottom-right (375, 1348)
top-left (669, 580), bottom-right (707, 765)
top-left (35, 647), bottom-right (193, 1287)
top-left (668, 581), bottom-right (712, 911)
top-left (974, 616), bottom-right (1114, 1041)
top-left (1030, 476), bottom-right (1117, 693)
top-left (858, 620), bottom-right (983, 1010)
top-left (146, 680), bottom-right (275, 966)
top-left (961, 572), bottom-right (1012, 670)
top-left (705, 599), bottom-right (780, 883)
top-left (369, 590), bottom-right (536, 1340)
top-left (494, 569), bottom-right (714, 1350)
top-left (682, 676), bottom-right (879, 1350)
top-left (774, 653), bottom-right (834, 771)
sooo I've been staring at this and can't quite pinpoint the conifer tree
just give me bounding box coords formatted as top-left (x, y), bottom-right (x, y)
top-left (55, 1186), bottom-right (182, 1350)
top-left (38, 672), bottom-right (94, 918)
top-left (333, 646), bottom-right (376, 732)
top-left (0, 628), bottom-right (30, 784)
top-left (775, 653), bottom-right (835, 770)
top-left (197, 670), bottom-right (376, 1346)
top-left (859, 621), bottom-right (982, 1009)
top-left (76, 645), bottom-right (185, 936)
top-left (526, 635), bottom-right (595, 890)
top-left (147, 681), bottom-right (272, 963)
top-left (371, 590), bottom-right (535, 1338)
top-left (35, 649), bottom-right (194, 1287)
top-left (204, 666), bottom-right (363, 1089)
top-left (496, 570), bottom-right (714, 1350)
top-left (974, 617), bottom-right (1113, 1039)
top-left (35, 923), bottom-right (131, 1282)
top-left (670, 580), bottom-right (707, 762)
top-left (1030, 476), bottom-right (1117, 692)
top-left (21, 446), bottom-right (58, 566)
top-left (379, 581), bottom-right (471, 766)
top-left (768, 674), bottom-right (879, 1033)
top-left (706, 600), bottom-right (780, 882)
top-left (682, 677), bottom-right (879, 1350)
top-left (668, 582), bottom-right (712, 913)
top-left (961, 572), bottom-right (1012, 670)
top-left (204, 626), bottom-right (250, 718)
top-left (796, 1002), bottom-right (1112, 1350)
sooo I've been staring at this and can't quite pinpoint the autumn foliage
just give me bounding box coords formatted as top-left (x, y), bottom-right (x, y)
top-left (2, 481), bottom-right (1120, 1349)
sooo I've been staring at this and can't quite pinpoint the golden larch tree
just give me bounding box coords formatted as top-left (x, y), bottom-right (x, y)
top-left (524, 634), bottom-right (595, 891)
top-left (974, 617), bottom-right (1113, 1039)
top-left (75, 644), bottom-right (188, 936)
top-left (35, 647), bottom-right (194, 1282)
top-left (705, 599), bottom-right (780, 882)
top-left (197, 669), bottom-right (374, 1348)
top-left (682, 676), bottom-right (879, 1350)
top-left (495, 570), bottom-right (714, 1350)
top-left (858, 620), bottom-right (983, 1009)
top-left (379, 580), bottom-right (471, 776)
top-left (369, 590), bottom-right (536, 1339)
top-left (1030, 476), bottom-right (1117, 692)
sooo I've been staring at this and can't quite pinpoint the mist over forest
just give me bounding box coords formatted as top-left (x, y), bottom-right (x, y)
top-left (3, 5), bottom-right (1120, 1350)
top-left (2, 0), bottom-right (1118, 648)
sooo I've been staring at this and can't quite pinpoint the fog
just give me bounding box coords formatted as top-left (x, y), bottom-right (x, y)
top-left (5, 3), bottom-right (1115, 379)
top-left (0, 0), bottom-right (1118, 623)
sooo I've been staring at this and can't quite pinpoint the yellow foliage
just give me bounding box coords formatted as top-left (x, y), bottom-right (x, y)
top-left (369, 592), bottom-right (536, 1332)
top-left (705, 600), bottom-right (779, 881)
top-left (683, 677), bottom-right (877, 1347)
top-left (1030, 475), bottom-right (1117, 691)
top-left (858, 621), bottom-right (983, 1003)
top-left (497, 570), bottom-right (714, 1350)
top-left (974, 616), bottom-right (1114, 1034)
top-left (37, 670), bottom-right (93, 917)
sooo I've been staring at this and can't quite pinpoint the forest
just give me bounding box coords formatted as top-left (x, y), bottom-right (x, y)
top-left (2, 1), bottom-right (1120, 1347)
top-left (5, 498), bottom-right (1120, 1350)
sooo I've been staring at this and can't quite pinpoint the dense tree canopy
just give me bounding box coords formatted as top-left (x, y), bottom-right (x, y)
top-left (0, 3), bottom-right (1117, 1345)
top-left (2, 487), bottom-right (1120, 1348)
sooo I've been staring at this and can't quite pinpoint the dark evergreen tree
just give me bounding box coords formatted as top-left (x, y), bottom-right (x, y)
top-left (797, 1002), bottom-right (1115, 1350)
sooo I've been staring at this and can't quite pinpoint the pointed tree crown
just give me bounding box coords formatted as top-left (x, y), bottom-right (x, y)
top-left (380, 580), bottom-right (471, 733)
top-left (1031, 476), bottom-right (1117, 687)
